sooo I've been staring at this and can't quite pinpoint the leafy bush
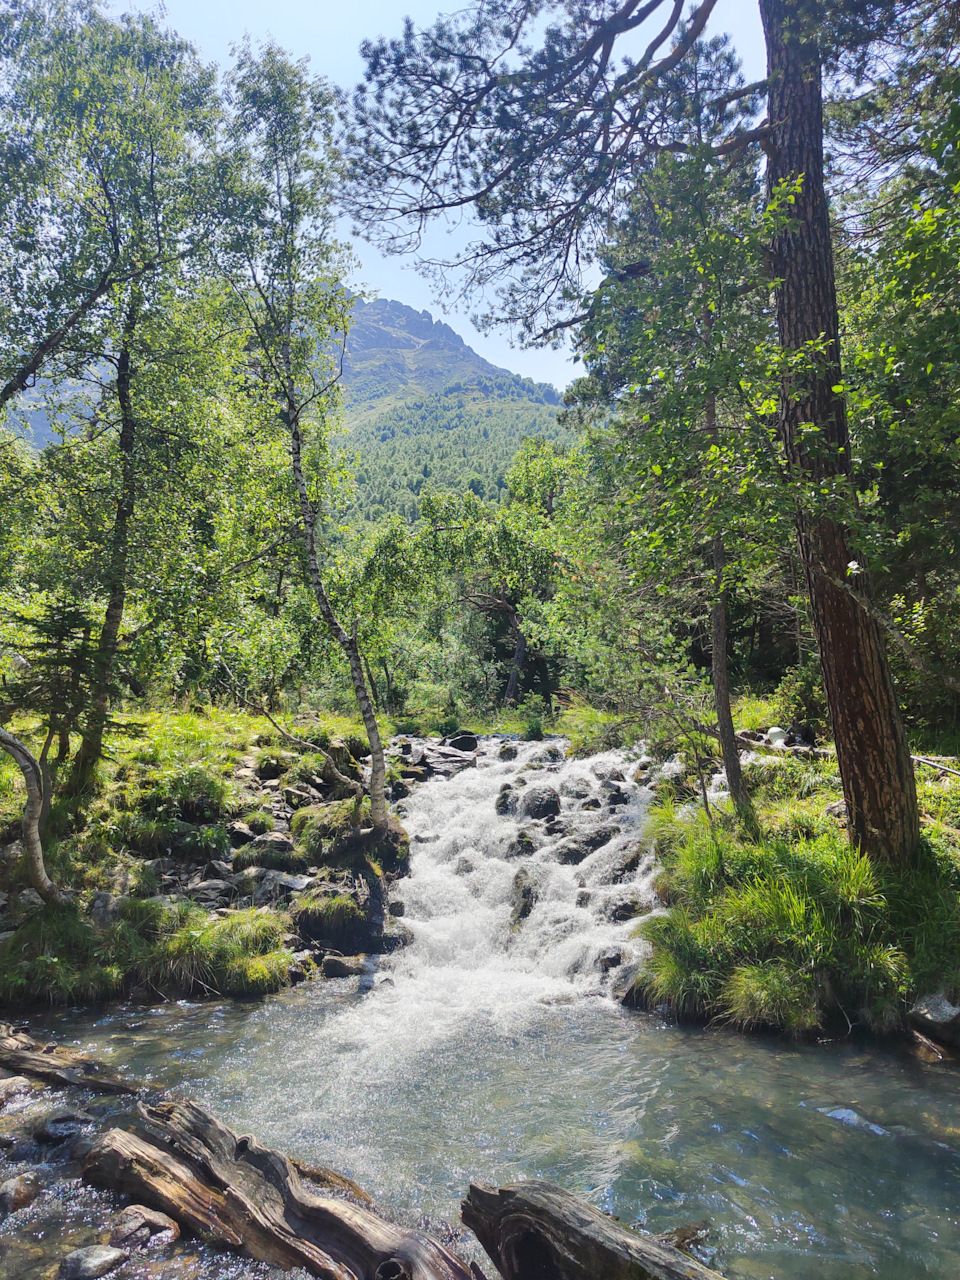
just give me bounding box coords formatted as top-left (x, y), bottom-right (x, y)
top-left (773, 661), bottom-right (830, 739)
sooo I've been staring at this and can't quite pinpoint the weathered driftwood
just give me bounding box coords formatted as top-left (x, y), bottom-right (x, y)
top-left (461, 1181), bottom-right (724, 1280)
top-left (0, 1023), bottom-right (137, 1094)
top-left (83, 1097), bottom-right (474, 1280)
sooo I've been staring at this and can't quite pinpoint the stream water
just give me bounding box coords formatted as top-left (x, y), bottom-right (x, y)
top-left (25, 739), bottom-right (960, 1278)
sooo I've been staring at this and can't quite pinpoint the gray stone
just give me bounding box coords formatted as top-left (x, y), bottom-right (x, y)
top-left (553, 825), bottom-right (621, 865)
top-left (498, 742), bottom-right (518, 761)
top-left (17, 887), bottom-right (44, 914)
top-left (519, 785), bottom-right (561, 820)
top-left (89, 892), bottom-right (123, 929)
top-left (60, 1245), bottom-right (129, 1279)
top-left (388, 900), bottom-right (405, 917)
top-left (0, 1171), bottom-right (40, 1217)
top-left (495, 786), bottom-right (518, 816)
top-left (560, 780), bottom-right (591, 799)
top-left (34, 1108), bottom-right (95, 1144)
top-left (252, 869), bottom-right (313, 904)
top-left (447, 733), bottom-right (479, 752)
top-left (605, 788), bottom-right (630, 807)
top-left (580, 797), bottom-right (602, 811)
top-left (227, 821), bottom-right (256, 847)
top-left (909, 993), bottom-right (960, 1047)
top-left (109, 1204), bottom-right (180, 1248)
top-left (251, 830), bottom-right (295, 854)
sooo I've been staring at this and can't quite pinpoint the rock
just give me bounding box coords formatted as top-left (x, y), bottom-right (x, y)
top-left (0, 1171), bottom-right (40, 1217)
top-left (187, 878), bottom-right (232, 900)
top-left (825, 799), bottom-right (847, 819)
top-left (532, 745), bottom-right (565, 764)
top-left (576, 890), bottom-right (591, 908)
top-left (519, 785), bottom-right (561, 820)
top-left (495, 786), bottom-right (518, 816)
top-left (59, 1245), bottom-right (129, 1279)
top-left (144, 856), bottom-right (177, 875)
top-left (511, 866), bottom-right (546, 928)
top-left (498, 742), bottom-right (518, 761)
top-left (227, 821), bottom-right (256, 847)
top-left (580, 797), bottom-right (602, 811)
top-left (322, 954), bottom-right (367, 978)
top-left (252, 870), bottom-right (313, 905)
top-left (909, 993), bottom-right (960, 1047)
top-left (597, 948), bottom-right (624, 973)
top-left (17, 887), bottom-right (44, 914)
top-left (607, 898), bottom-right (648, 922)
top-left (560, 780), bottom-right (590, 799)
top-left (766, 725), bottom-right (788, 746)
top-left (283, 785), bottom-right (320, 809)
top-left (110, 1203), bottom-right (180, 1248)
top-left (553, 824), bottom-right (621, 865)
top-left (605, 788), bottom-right (630, 807)
top-left (251, 830), bottom-right (295, 857)
top-left (388, 900), bottom-right (405, 917)
top-left (34, 1108), bottom-right (95, 1144)
top-left (504, 828), bottom-right (536, 859)
top-left (447, 733), bottom-right (479, 753)
top-left (0, 1074), bottom-right (31, 1105)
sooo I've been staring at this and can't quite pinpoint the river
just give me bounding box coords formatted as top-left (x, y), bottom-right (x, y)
top-left (31, 738), bottom-right (960, 1278)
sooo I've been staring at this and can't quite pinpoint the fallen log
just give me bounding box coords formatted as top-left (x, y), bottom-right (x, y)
top-left (461, 1181), bottom-right (724, 1280)
top-left (84, 1096), bottom-right (474, 1280)
top-left (0, 1023), bottom-right (137, 1095)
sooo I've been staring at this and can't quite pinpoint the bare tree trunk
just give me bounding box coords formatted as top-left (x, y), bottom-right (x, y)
top-left (0, 728), bottom-right (69, 905)
top-left (711, 535), bottom-right (757, 833)
top-left (68, 304), bottom-right (139, 798)
top-left (759, 0), bottom-right (919, 867)
top-left (287, 414), bottom-right (388, 831)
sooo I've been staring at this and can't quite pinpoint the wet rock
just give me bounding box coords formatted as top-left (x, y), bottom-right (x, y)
top-left (553, 824), bottom-right (621, 865)
top-left (382, 922), bottom-right (414, 951)
top-left (110, 1203), bottom-right (180, 1248)
top-left (560, 780), bottom-right (590, 799)
top-left (0, 1074), bottom-right (31, 1105)
top-left (34, 1108), bottom-right (95, 1144)
top-left (909, 993), bottom-right (960, 1048)
top-left (322, 954), bottom-right (367, 978)
top-left (511, 866), bottom-right (546, 928)
top-left (388, 900), bottom-right (405, 917)
top-left (519, 785), bottom-right (561, 820)
top-left (576, 890), bottom-right (591, 908)
top-left (60, 1245), bottom-right (129, 1279)
top-left (504, 828), bottom-right (536, 859)
top-left (597, 947), bottom-right (624, 973)
top-left (227, 821), bottom-right (256, 847)
top-left (0, 1171), bottom-right (40, 1217)
top-left (605, 788), bottom-right (630, 808)
top-left (495, 785), bottom-right (518, 817)
top-left (447, 733), bottom-right (479, 753)
top-left (607, 898), bottom-right (649, 922)
top-left (533, 745), bottom-right (565, 764)
top-left (580, 797), bottom-right (602, 811)
top-left (498, 742), bottom-right (518, 761)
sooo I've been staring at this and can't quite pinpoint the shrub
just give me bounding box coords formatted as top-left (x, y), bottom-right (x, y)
top-left (233, 843), bottom-right (311, 874)
top-left (138, 765), bottom-right (233, 822)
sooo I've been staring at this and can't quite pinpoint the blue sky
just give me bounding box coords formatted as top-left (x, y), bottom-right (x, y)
top-left (137, 1), bottom-right (767, 388)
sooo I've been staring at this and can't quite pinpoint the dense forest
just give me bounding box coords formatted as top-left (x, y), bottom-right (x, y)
top-left (1, 0), bottom-right (960, 1050)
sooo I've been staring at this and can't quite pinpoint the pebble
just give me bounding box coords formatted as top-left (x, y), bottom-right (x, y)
top-left (0, 1171), bottom-right (41, 1217)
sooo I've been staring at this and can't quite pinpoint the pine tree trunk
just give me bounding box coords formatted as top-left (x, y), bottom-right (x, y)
top-left (68, 306), bottom-right (138, 798)
top-left (759, 0), bottom-right (919, 867)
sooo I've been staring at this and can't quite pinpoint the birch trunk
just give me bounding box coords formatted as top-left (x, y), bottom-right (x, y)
top-left (0, 727), bottom-right (69, 904)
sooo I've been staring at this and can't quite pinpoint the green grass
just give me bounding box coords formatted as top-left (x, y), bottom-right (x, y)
top-left (636, 762), bottom-right (960, 1036)
top-left (290, 890), bottom-right (365, 949)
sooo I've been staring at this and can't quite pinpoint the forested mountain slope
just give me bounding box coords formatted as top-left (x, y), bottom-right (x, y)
top-left (341, 298), bottom-right (565, 521)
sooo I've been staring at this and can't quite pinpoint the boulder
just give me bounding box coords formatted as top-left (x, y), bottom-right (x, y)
top-left (605, 788), bottom-right (630, 807)
top-left (511, 866), bottom-right (546, 928)
top-left (59, 1246), bottom-right (129, 1279)
top-left (17, 887), bottom-right (44, 914)
top-left (580, 797), bottom-right (602, 811)
top-left (226, 821), bottom-right (256, 847)
top-left (504, 828), bottom-right (536, 859)
top-left (495, 786), bottom-right (518, 817)
top-left (109, 1203), bottom-right (180, 1248)
top-left (322, 954), bottom-right (367, 979)
top-left (0, 1171), bottom-right (40, 1217)
top-left (252, 870), bottom-right (314, 905)
top-left (560, 780), bottom-right (590, 799)
top-left (447, 733), bottom-right (479, 753)
top-left (519, 786), bottom-right (561, 820)
top-left (34, 1108), bottom-right (95, 1144)
top-left (909, 993), bottom-right (960, 1048)
top-left (498, 742), bottom-right (518, 761)
top-left (553, 825), bottom-right (621, 865)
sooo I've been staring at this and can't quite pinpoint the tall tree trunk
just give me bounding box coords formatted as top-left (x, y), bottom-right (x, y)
top-left (0, 728), bottom-right (69, 904)
top-left (711, 534), bottom-right (757, 833)
top-left (67, 305), bottom-right (139, 798)
top-left (759, 0), bottom-right (918, 867)
top-left (504, 627), bottom-right (527, 707)
top-left (287, 413), bottom-right (388, 831)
